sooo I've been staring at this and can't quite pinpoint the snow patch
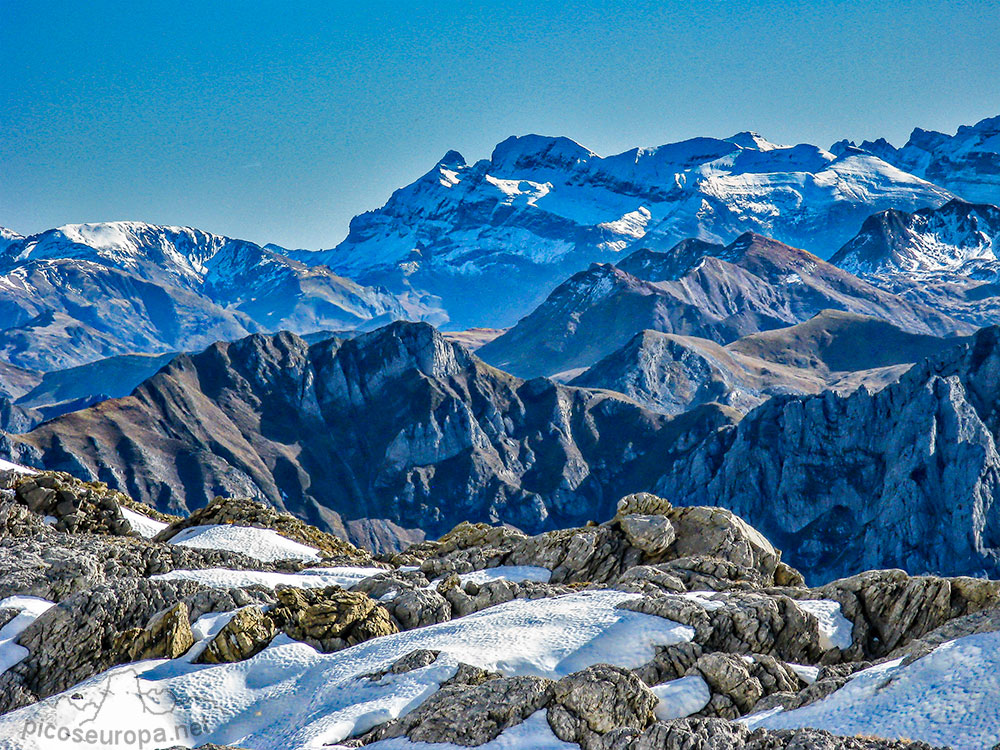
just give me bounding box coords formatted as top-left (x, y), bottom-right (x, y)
top-left (364, 710), bottom-right (575, 749)
top-left (152, 566), bottom-right (388, 590)
top-left (119, 507), bottom-right (168, 539)
top-left (0, 591), bottom-right (692, 749)
top-left (651, 674), bottom-right (712, 720)
top-left (0, 459), bottom-right (36, 475)
top-left (746, 630), bottom-right (1000, 749)
top-left (795, 599), bottom-right (853, 651)
top-left (168, 525), bottom-right (321, 562)
top-left (0, 596), bottom-right (55, 677)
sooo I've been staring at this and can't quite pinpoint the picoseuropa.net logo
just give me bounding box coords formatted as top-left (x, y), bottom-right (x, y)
top-left (15, 665), bottom-right (216, 749)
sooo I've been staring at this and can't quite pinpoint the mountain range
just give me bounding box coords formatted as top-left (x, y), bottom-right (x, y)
top-left (0, 222), bottom-right (406, 371)
top-left (834, 115), bottom-right (1000, 207)
top-left (297, 132), bottom-right (954, 328)
top-left (3, 114), bottom-right (1000, 583)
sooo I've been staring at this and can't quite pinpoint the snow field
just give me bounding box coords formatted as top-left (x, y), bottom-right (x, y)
top-left (0, 591), bottom-right (693, 750)
top-left (168, 525), bottom-right (321, 562)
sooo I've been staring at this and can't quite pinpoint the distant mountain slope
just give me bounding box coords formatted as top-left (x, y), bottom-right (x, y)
top-left (830, 200), bottom-right (1000, 329)
top-left (0, 322), bottom-right (735, 550)
top-left (0, 222), bottom-right (407, 370)
top-left (830, 200), bottom-right (1000, 276)
top-left (834, 115), bottom-right (1000, 206)
top-left (14, 351), bottom-right (177, 410)
top-left (479, 233), bottom-right (968, 378)
top-left (655, 325), bottom-right (1000, 582)
top-left (297, 133), bottom-right (952, 328)
top-left (569, 310), bottom-right (965, 415)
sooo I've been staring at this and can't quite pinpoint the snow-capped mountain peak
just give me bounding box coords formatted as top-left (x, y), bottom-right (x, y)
top-left (837, 114), bottom-right (1000, 207)
top-left (724, 131), bottom-right (786, 151)
top-left (831, 199), bottom-right (1000, 276)
top-left (5, 221), bottom-right (233, 287)
top-left (488, 134), bottom-right (597, 176)
top-left (303, 130), bottom-right (954, 328)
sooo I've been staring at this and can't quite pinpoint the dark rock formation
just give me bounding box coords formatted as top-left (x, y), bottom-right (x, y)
top-left (657, 325), bottom-right (1000, 581)
top-left (3, 321), bottom-right (733, 550)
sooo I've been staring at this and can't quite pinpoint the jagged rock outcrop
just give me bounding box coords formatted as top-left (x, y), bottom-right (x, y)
top-left (657, 325), bottom-right (1000, 582)
top-left (548, 665), bottom-right (657, 748)
top-left (269, 586), bottom-right (398, 652)
top-left (0, 577), bottom-right (273, 713)
top-left (113, 601), bottom-right (195, 662)
top-left (2, 321), bottom-right (733, 551)
top-left (198, 605), bottom-right (277, 664)
top-left (418, 499), bottom-right (793, 590)
top-left (9, 471), bottom-right (139, 536)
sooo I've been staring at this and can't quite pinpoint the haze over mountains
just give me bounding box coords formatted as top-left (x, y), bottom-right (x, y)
top-left (299, 131), bottom-right (953, 328)
top-left (0, 222), bottom-right (404, 371)
top-left (3, 114), bottom-right (1000, 580)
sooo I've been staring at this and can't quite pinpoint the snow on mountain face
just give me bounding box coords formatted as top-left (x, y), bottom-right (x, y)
top-left (302, 133), bottom-right (953, 328)
top-left (4, 222), bottom-right (233, 290)
top-left (831, 200), bottom-right (1000, 276)
top-left (837, 115), bottom-right (1000, 207)
top-left (0, 222), bottom-right (407, 371)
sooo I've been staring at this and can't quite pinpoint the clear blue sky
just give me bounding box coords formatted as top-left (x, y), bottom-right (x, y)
top-left (2, 0), bottom-right (998, 249)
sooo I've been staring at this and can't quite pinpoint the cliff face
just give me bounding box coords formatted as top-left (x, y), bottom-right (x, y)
top-left (2, 322), bottom-right (733, 550)
top-left (657, 326), bottom-right (1000, 583)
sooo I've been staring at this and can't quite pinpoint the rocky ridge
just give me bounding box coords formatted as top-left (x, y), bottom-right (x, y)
top-left (0, 321), bottom-right (736, 550)
top-left (299, 131), bottom-right (953, 329)
top-left (478, 233), bottom-right (967, 379)
top-left (655, 324), bottom-right (1000, 583)
top-left (569, 311), bottom-right (964, 415)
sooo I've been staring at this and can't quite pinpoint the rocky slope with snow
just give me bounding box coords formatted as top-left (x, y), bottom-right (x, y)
top-left (569, 311), bottom-right (965, 415)
top-left (828, 200), bottom-right (1000, 331)
top-left (0, 467), bottom-right (993, 750)
top-left (0, 321), bottom-right (735, 551)
top-left (299, 133), bottom-right (953, 328)
top-left (835, 115), bottom-right (1000, 207)
top-left (0, 222), bottom-right (406, 371)
top-left (479, 233), bottom-right (967, 379)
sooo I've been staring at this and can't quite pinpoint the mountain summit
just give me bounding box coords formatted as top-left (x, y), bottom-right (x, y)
top-left (298, 132), bottom-right (953, 328)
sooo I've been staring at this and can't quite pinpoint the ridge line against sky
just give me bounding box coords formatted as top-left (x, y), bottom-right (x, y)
top-left (2, 0), bottom-right (999, 249)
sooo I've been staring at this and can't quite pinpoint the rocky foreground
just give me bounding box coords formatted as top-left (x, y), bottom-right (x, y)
top-left (0, 466), bottom-right (997, 749)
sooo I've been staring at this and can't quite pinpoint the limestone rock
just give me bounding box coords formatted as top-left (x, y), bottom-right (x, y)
top-left (548, 664), bottom-right (657, 748)
top-left (270, 586), bottom-right (398, 653)
top-left (617, 493), bottom-right (673, 517)
top-left (619, 514), bottom-right (676, 556)
top-left (198, 606), bottom-right (276, 665)
top-left (667, 506), bottom-right (782, 583)
top-left (365, 675), bottom-right (553, 746)
top-left (688, 652), bottom-right (763, 715)
top-left (113, 601), bottom-right (194, 662)
top-left (12, 471), bottom-right (137, 536)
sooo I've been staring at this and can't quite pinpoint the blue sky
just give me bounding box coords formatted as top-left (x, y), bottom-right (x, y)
top-left (2, 0), bottom-right (998, 249)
